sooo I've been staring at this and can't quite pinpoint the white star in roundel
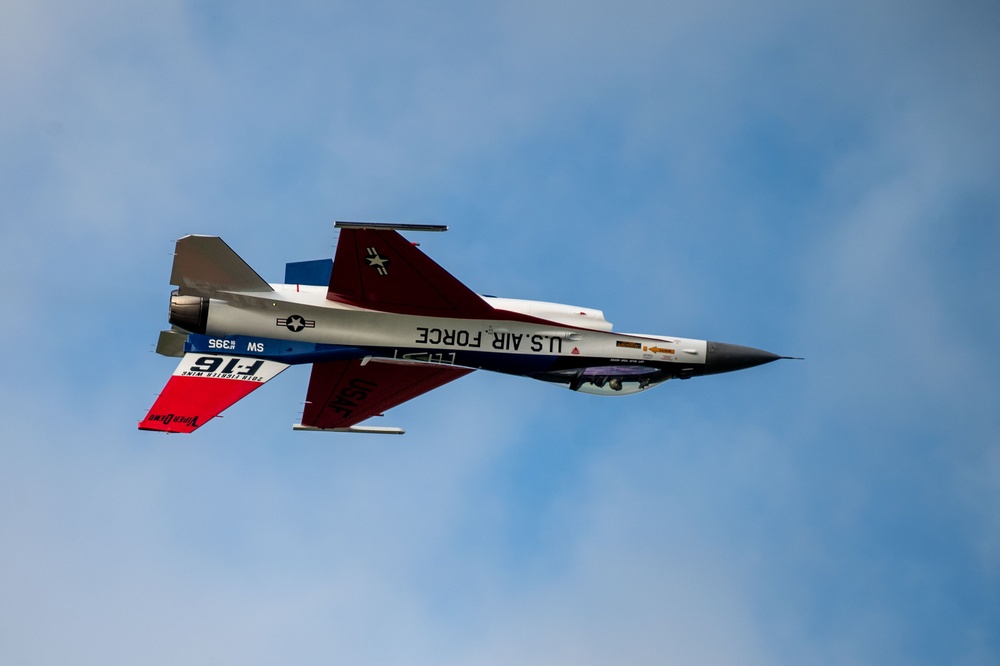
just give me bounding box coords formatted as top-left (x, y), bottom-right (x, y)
top-left (365, 247), bottom-right (390, 275)
top-left (285, 315), bottom-right (306, 332)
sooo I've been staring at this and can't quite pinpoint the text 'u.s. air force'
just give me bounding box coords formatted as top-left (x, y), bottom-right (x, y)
top-left (415, 328), bottom-right (564, 353)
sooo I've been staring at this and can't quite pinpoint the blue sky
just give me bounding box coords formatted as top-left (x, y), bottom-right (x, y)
top-left (2, 0), bottom-right (998, 663)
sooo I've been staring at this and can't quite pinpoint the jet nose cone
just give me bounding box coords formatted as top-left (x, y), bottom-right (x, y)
top-left (704, 341), bottom-right (783, 375)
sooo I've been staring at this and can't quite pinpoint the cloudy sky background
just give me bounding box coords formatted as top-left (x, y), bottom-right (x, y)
top-left (2, 0), bottom-right (998, 663)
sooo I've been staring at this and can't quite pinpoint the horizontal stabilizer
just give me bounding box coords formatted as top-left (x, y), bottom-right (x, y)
top-left (171, 235), bottom-right (273, 297)
top-left (155, 329), bottom-right (187, 357)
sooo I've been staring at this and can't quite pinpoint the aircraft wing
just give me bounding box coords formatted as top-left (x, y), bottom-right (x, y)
top-left (327, 226), bottom-right (494, 318)
top-left (139, 353), bottom-right (289, 433)
top-left (298, 358), bottom-right (473, 431)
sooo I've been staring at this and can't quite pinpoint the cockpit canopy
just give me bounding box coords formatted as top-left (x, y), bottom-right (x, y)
top-left (536, 365), bottom-right (671, 396)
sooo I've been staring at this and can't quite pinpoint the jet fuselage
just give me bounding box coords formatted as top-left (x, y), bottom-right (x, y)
top-left (140, 224), bottom-right (793, 434)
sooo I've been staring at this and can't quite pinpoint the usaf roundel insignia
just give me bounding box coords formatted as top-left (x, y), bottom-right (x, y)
top-left (276, 314), bottom-right (315, 332)
top-left (365, 247), bottom-right (390, 275)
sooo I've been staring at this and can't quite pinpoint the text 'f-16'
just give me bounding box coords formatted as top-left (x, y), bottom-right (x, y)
top-left (140, 222), bottom-right (800, 434)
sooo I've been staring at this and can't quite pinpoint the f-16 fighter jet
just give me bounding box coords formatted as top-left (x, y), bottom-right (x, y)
top-left (140, 222), bottom-right (797, 434)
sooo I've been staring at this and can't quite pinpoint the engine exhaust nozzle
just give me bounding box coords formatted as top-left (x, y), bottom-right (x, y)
top-left (168, 291), bottom-right (209, 334)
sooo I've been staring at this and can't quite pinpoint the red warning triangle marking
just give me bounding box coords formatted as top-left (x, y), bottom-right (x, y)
top-left (571, 347), bottom-right (580, 355)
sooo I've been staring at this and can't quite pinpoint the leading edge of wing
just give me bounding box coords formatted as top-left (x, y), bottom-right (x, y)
top-left (299, 357), bottom-right (473, 431)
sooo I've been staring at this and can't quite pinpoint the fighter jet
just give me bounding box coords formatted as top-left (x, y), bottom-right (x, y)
top-left (140, 222), bottom-right (797, 434)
